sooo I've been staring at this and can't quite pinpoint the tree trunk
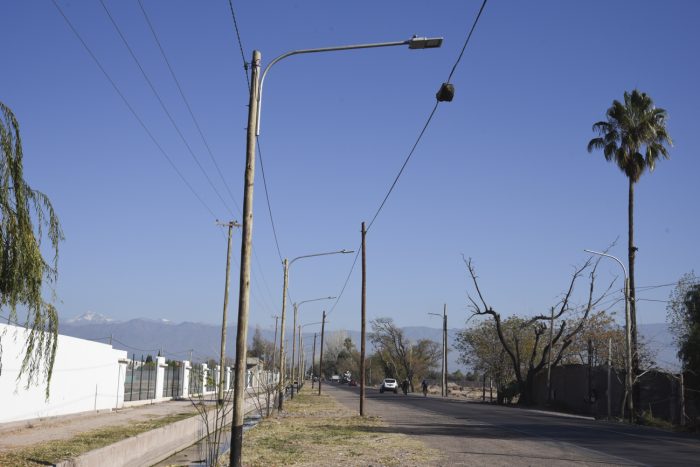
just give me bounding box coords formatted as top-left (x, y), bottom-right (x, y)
top-left (628, 178), bottom-right (638, 372)
top-left (517, 372), bottom-right (537, 406)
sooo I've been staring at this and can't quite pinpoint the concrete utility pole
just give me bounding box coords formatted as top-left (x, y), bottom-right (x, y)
top-left (318, 310), bottom-right (326, 396)
top-left (360, 221), bottom-right (367, 416)
top-left (311, 333), bottom-right (317, 389)
top-left (229, 50), bottom-right (260, 467)
top-left (217, 220), bottom-right (240, 404)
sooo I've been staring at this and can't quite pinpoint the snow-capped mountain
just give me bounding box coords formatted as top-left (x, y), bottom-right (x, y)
top-left (66, 311), bottom-right (117, 325)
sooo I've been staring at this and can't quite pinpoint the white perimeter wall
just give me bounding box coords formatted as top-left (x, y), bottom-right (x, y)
top-left (0, 323), bottom-right (127, 423)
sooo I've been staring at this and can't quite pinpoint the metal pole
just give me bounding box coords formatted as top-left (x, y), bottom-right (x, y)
top-left (360, 221), bottom-right (367, 416)
top-left (218, 220), bottom-right (238, 404)
top-left (230, 49), bottom-right (261, 467)
top-left (278, 259), bottom-right (288, 411)
top-left (291, 303), bottom-right (298, 399)
top-left (319, 310), bottom-right (326, 396)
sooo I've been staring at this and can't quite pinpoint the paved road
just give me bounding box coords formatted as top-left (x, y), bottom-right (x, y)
top-left (325, 384), bottom-right (699, 467)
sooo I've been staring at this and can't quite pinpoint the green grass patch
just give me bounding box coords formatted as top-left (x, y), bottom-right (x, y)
top-left (0, 412), bottom-right (196, 467)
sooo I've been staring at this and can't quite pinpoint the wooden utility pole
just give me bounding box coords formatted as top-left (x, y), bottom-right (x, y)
top-left (278, 259), bottom-right (289, 411)
top-left (360, 221), bottom-right (367, 416)
top-left (680, 371), bottom-right (686, 427)
top-left (442, 303), bottom-right (448, 397)
top-left (291, 303), bottom-right (298, 399)
top-left (607, 337), bottom-right (612, 419)
top-left (217, 220), bottom-right (240, 404)
top-left (311, 333), bottom-right (317, 389)
top-left (318, 310), bottom-right (326, 396)
top-left (547, 306), bottom-right (554, 402)
top-left (271, 316), bottom-right (279, 377)
top-left (229, 50), bottom-right (260, 467)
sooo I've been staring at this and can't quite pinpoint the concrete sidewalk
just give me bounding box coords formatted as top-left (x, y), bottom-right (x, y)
top-left (0, 399), bottom-right (197, 451)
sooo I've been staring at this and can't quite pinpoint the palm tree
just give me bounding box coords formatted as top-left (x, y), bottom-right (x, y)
top-left (587, 89), bottom-right (673, 371)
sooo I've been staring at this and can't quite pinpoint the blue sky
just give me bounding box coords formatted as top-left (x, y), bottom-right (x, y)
top-left (1, 1), bottom-right (698, 339)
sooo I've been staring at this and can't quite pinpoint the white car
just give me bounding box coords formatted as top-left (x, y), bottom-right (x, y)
top-left (380, 378), bottom-right (398, 394)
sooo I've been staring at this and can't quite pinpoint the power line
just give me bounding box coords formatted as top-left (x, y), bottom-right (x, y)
top-left (446, 0), bottom-right (488, 84)
top-left (224, 0), bottom-right (285, 265)
top-left (137, 0), bottom-right (242, 215)
top-left (330, 0), bottom-right (489, 312)
top-left (51, 0), bottom-right (219, 220)
top-left (99, 0), bottom-right (235, 218)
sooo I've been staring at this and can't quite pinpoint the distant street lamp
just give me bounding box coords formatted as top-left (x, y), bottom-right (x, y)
top-left (291, 296), bottom-right (335, 398)
top-left (278, 250), bottom-right (351, 410)
top-left (584, 249), bottom-right (633, 422)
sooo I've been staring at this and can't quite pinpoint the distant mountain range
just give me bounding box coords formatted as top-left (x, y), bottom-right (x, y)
top-left (59, 312), bottom-right (681, 371)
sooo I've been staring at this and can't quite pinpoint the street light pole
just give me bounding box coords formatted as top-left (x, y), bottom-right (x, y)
top-left (238, 35), bottom-right (442, 465)
top-left (290, 295), bottom-right (336, 399)
top-left (585, 249), bottom-right (633, 422)
top-left (230, 50), bottom-right (261, 467)
top-left (429, 308), bottom-right (447, 397)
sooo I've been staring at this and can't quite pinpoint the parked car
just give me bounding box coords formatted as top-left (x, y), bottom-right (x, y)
top-left (380, 378), bottom-right (398, 394)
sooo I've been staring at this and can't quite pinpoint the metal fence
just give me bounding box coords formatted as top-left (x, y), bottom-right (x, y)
top-left (162, 363), bottom-right (181, 398)
top-left (189, 364), bottom-right (204, 395)
top-left (124, 354), bottom-right (157, 402)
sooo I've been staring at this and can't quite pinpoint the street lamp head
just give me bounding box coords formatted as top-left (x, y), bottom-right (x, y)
top-left (340, 249), bottom-right (354, 254)
top-left (408, 36), bottom-right (444, 49)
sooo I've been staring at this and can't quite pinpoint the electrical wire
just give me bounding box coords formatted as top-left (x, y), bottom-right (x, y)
top-left (224, 0), bottom-right (285, 264)
top-left (330, 0), bottom-right (489, 314)
top-left (51, 0), bottom-right (219, 220)
top-left (100, 0), bottom-right (235, 218)
top-left (137, 0), bottom-right (242, 214)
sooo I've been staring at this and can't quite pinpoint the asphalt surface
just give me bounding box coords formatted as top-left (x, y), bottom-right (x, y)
top-left (325, 384), bottom-right (700, 467)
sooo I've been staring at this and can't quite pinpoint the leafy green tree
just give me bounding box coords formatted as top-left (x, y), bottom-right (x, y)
top-left (248, 326), bottom-right (275, 368)
top-left (0, 102), bottom-right (63, 396)
top-left (587, 90), bottom-right (673, 370)
top-left (667, 272), bottom-right (700, 374)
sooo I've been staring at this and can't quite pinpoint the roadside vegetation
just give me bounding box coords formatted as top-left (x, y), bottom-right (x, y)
top-left (239, 386), bottom-right (440, 466)
top-left (0, 411), bottom-right (195, 467)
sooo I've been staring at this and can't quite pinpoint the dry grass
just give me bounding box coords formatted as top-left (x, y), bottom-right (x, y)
top-left (240, 386), bottom-right (441, 467)
top-left (0, 412), bottom-right (196, 467)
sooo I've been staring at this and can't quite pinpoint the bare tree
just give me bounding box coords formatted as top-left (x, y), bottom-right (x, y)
top-left (370, 318), bottom-right (440, 392)
top-left (464, 256), bottom-right (613, 405)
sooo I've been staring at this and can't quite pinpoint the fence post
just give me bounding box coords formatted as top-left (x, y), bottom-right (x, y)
top-left (225, 366), bottom-right (232, 391)
top-left (155, 356), bottom-right (167, 401)
top-left (179, 360), bottom-right (191, 398)
top-left (201, 363), bottom-right (209, 394)
top-left (215, 365), bottom-right (221, 394)
top-left (117, 358), bottom-right (129, 409)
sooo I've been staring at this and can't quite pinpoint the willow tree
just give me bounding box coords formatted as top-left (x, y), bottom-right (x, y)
top-left (0, 101), bottom-right (63, 396)
top-left (587, 90), bottom-right (673, 371)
